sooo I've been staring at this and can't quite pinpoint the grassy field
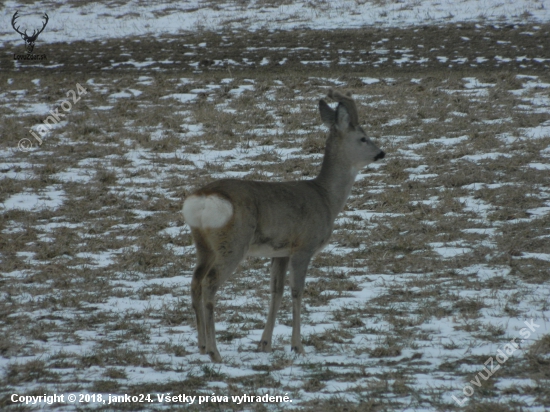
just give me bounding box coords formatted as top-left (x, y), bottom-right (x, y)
top-left (1, 22), bottom-right (550, 411)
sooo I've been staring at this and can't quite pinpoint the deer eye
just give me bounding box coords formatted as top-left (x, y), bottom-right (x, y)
top-left (360, 137), bottom-right (367, 143)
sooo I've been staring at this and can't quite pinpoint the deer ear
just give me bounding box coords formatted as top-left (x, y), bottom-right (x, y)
top-left (319, 99), bottom-right (336, 127)
top-left (336, 103), bottom-right (351, 131)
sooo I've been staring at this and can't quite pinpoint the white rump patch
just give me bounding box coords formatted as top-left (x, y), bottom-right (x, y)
top-left (182, 194), bottom-right (233, 229)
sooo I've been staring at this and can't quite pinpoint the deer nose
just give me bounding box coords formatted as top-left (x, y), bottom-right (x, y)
top-left (374, 150), bottom-right (385, 161)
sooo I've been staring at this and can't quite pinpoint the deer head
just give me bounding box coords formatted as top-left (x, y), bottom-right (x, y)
top-left (319, 89), bottom-right (385, 172)
top-left (12, 11), bottom-right (49, 54)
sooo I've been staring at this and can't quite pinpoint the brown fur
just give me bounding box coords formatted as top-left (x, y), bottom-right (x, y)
top-left (182, 91), bottom-right (385, 362)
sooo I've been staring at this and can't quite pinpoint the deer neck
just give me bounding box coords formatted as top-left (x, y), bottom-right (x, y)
top-left (314, 139), bottom-right (358, 218)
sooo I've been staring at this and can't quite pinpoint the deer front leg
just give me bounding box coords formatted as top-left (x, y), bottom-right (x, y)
top-left (288, 253), bottom-right (311, 354)
top-left (260, 257), bottom-right (289, 352)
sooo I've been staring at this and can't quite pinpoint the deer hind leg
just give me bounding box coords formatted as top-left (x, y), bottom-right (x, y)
top-left (288, 252), bottom-right (312, 354)
top-left (202, 242), bottom-right (249, 363)
top-left (190, 231), bottom-right (215, 355)
top-left (259, 257), bottom-right (289, 352)
top-left (202, 266), bottom-right (223, 362)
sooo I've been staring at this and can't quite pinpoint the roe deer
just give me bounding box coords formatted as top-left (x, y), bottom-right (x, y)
top-left (182, 90), bottom-right (385, 362)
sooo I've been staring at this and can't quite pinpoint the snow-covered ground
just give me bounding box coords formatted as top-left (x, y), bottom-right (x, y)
top-left (1, 1), bottom-right (549, 411)
top-left (0, 0), bottom-right (549, 45)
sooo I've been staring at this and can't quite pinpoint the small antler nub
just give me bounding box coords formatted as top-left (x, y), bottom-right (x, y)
top-left (327, 89), bottom-right (359, 127)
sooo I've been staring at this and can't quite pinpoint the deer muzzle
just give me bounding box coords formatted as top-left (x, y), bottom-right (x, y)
top-left (374, 150), bottom-right (386, 161)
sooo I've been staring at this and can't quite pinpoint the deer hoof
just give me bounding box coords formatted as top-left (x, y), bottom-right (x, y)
top-left (259, 340), bottom-right (272, 352)
top-left (291, 344), bottom-right (305, 354)
top-left (208, 350), bottom-right (222, 363)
